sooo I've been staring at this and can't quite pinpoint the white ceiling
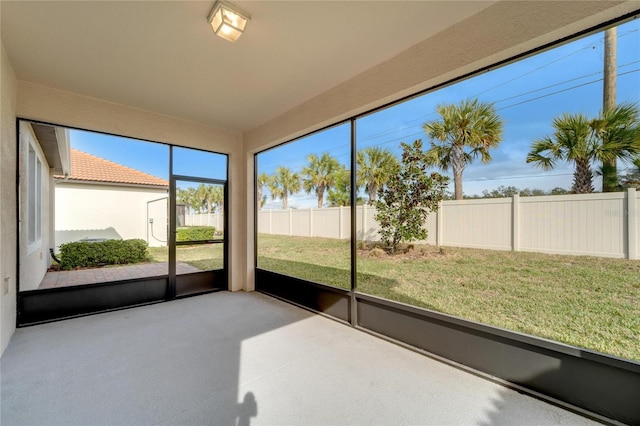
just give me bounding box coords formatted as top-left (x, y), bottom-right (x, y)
top-left (1, 1), bottom-right (496, 132)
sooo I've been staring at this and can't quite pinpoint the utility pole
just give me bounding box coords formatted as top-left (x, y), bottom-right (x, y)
top-left (602, 27), bottom-right (617, 192)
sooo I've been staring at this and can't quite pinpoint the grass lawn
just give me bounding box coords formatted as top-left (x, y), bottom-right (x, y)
top-left (257, 234), bottom-right (640, 361)
top-left (147, 244), bottom-right (224, 271)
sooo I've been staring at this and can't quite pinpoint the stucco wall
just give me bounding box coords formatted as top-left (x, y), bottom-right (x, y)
top-left (1, 41), bottom-right (17, 355)
top-left (16, 83), bottom-right (246, 291)
top-left (55, 182), bottom-right (168, 248)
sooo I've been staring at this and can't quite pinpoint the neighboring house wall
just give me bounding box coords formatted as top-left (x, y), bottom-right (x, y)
top-left (55, 182), bottom-right (168, 249)
top-left (1, 41), bottom-right (18, 355)
top-left (18, 123), bottom-right (54, 292)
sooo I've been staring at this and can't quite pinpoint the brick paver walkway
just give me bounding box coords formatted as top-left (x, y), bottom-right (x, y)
top-left (39, 262), bottom-right (200, 289)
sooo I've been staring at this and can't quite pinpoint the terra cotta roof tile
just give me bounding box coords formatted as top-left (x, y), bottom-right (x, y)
top-left (63, 149), bottom-right (168, 187)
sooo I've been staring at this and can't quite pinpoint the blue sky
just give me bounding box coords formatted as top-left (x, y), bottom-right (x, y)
top-left (70, 132), bottom-right (228, 187)
top-left (70, 19), bottom-right (639, 208)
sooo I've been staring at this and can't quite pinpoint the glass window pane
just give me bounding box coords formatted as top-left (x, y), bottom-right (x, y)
top-left (39, 127), bottom-right (169, 290)
top-left (175, 180), bottom-right (225, 274)
top-left (173, 146), bottom-right (227, 180)
top-left (28, 146), bottom-right (36, 244)
top-left (257, 123), bottom-right (352, 289)
top-left (176, 243), bottom-right (224, 274)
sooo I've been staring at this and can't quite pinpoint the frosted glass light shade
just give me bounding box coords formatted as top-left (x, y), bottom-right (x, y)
top-left (208, 1), bottom-right (251, 42)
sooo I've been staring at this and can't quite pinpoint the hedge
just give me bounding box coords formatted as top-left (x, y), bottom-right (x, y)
top-left (59, 239), bottom-right (148, 270)
top-left (176, 226), bottom-right (216, 242)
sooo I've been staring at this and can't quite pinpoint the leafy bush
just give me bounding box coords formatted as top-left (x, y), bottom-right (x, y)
top-left (176, 226), bottom-right (216, 242)
top-left (375, 140), bottom-right (449, 253)
top-left (59, 239), bottom-right (148, 270)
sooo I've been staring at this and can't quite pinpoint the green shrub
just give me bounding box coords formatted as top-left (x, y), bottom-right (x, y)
top-left (59, 239), bottom-right (148, 270)
top-left (176, 226), bottom-right (216, 242)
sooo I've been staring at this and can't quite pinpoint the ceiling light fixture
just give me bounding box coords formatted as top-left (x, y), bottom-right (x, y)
top-left (207, 0), bottom-right (251, 43)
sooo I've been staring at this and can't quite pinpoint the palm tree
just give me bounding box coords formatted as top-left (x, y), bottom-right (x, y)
top-left (592, 102), bottom-right (640, 188)
top-left (356, 147), bottom-right (397, 205)
top-left (527, 113), bottom-right (594, 193)
top-left (268, 166), bottom-right (300, 209)
top-left (177, 187), bottom-right (198, 214)
top-left (527, 104), bottom-right (640, 194)
top-left (256, 172), bottom-right (270, 210)
top-left (209, 185), bottom-right (224, 213)
top-left (620, 157), bottom-right (640, 188)
top-left (302, 153), bottom-right (341, 208)
top-left (423, 98), bottom-right (504, 200)
top-left (194, 184), bottom-right (214, 214)
top-left (327, 165), bottom-right (351, 207)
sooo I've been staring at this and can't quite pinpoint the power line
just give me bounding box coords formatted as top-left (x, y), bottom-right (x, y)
top-left (354, 65), bottom-right (637, 146)
top-left (356, 68), bottom-right (640, 150)
top-left (497, 68), bottom-right (639, 111)
top-left (470, 45), bottom-right (597, 98)
top-left (469, 26), bottom-right (639, 99)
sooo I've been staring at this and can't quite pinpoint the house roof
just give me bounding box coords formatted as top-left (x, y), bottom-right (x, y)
top-left (61, 149), bottom-right (168, 187)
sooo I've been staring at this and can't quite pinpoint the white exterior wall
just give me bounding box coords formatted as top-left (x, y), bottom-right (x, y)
top-left (256, 192), bottom-right (640, 259)
top-left (55, 182), bottom-right (168, 249)
top-left (1, 40), bottom-right (18, 355)
top-left (147, 196), bottom-right (169, 246)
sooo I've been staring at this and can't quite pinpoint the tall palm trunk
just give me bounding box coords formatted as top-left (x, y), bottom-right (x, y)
top-left (574, 158), bottom-right (594, 193)
top-left (317, 185), bottom-right (325, 208)
top-left (368, 184), bottom-right (377, 205)
top-left (282, 194), bottom-right (288, 209)
top-left (451, 144), bottom-right (465, 200)
top-left (602, 27), bottom-right (617, 192)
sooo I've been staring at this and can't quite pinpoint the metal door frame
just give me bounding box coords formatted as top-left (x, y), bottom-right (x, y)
top-left (169, 174), bottom-right (229, 298)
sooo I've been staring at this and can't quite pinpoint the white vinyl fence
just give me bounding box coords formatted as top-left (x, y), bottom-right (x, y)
top-left (185, 212), bottom-right (224, 230)
top-left (256, 189), bottom-right (640, 259)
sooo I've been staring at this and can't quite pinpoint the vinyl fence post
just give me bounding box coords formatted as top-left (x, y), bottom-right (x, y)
top-left (436, 202), bottom-right (443, 247)
top-left (362, 205), bottom-right (368, 241)
top-left (289, 208), bottom-right (293, 236)
top-left (512, 194), bottom-right (520, 252)
top-left (269, 209), bottom-right (272, 235)
top-left (309, 208), bottom-right (314, 237)
top-left (339, 206), bottom-right (344, 239)
top-left (627, 187), bottom-right (637, 260)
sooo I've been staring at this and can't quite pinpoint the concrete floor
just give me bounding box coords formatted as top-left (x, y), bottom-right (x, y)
top-left (1, 292), bottom-right (597, 425)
